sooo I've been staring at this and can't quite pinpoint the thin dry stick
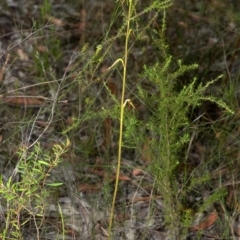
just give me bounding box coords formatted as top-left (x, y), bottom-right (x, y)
top-left (0, 54), bottom-right (10, 82)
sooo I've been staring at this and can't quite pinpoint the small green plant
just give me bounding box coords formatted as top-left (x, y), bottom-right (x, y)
top-left (103, 0), bottom-right (233, 238)
top-left (31, 0), bottom-right (62, 82)
top-left (0, 140), bottom-right (69, 239)
top-left (137, 36), bottom-right (233, 239)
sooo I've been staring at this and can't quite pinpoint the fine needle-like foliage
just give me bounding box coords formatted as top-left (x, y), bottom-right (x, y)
top-left (137, 32), bottom-right (233, 238)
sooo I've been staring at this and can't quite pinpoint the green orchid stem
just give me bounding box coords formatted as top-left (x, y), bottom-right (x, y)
top-left (107, 1), bottom-right (132, 239)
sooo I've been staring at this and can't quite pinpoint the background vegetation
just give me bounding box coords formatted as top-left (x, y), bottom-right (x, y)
top-left (0, 0), bottom-right (240, 239)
